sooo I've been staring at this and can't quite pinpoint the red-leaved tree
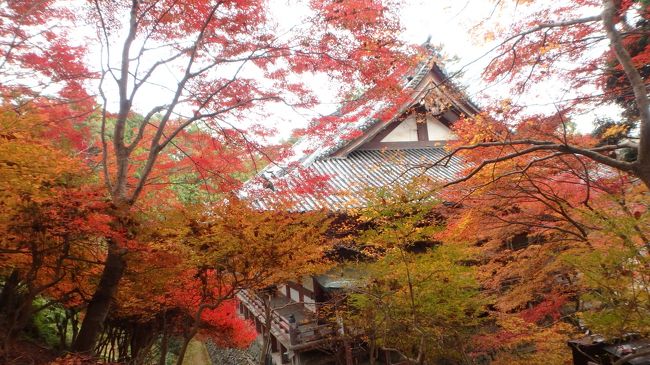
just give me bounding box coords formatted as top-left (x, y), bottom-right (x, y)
top-left (64, 0), bottom-right (416, 353)
top-left (428, 0), bottom-right (649, 189)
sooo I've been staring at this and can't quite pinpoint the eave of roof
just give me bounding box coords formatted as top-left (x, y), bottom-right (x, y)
top-left (248, 148), bottom-right (464, 212)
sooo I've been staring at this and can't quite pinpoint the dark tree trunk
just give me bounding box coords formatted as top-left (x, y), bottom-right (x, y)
top-left (56, 314), bottom-right (69, 349)
top-left (637, 164), bottom-right (650, 190)
top-left (70, 309), bottom-right (79, 345)
top-left (158, 324), bottom-right (168, 365)
top-left (0, 269), bottom-right (22, 355)
top-left (0, 269), bottom-right (20, 313)
top-left (131, 323), bottom-right (156, 364)
top-left (72, 241), bottom-right (126, 353)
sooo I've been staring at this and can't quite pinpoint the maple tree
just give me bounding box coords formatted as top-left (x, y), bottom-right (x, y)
top-left (0, 103), bottom-right (111, 359)
top-left (424, 0), bottom-right (649, 190)
top-left (92, 266), bottom-right (256, 364)
top-left (471, 314), bottom-right (575, 365)
top-left (177, 198), bottom-right (331, 365)
top-left (346, 247), bottom-right (485, 365)
top-left (564, 185), bottom-right (649, 339)
top-left (59, 0), bottom-right (415, 353)
top-left (3, 0), bottom-right (648, 364)
top-left (0, 0), bottom-right (92, 100)
top-left (19, 194), bottom-right (331, 364)
top-left (0, 106), bottom-right (269, 361)
top-left (0, 0), bottom-right (430, 359)
top-left (436, 138), bottom-right (648, 362)
top-left (403, 3), bottom-right (650, 360)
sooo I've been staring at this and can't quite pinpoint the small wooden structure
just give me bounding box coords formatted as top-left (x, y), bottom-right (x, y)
top-left (568, 335), bottom-right (650, 365)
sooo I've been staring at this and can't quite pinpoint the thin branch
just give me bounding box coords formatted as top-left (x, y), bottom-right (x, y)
top-left (419, 138), bottom-right (637, 188)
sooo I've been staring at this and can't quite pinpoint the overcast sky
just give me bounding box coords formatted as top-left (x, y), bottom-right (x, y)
top-left (91, 1), bottom-right (617, 139)
top-left (264, 0), bottom-right (615, 136)
top-left (259, 0), bottom-right (506, 139)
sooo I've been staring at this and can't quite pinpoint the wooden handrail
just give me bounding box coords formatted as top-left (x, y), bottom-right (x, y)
top-left (236, 289), bottom-right (334, 348)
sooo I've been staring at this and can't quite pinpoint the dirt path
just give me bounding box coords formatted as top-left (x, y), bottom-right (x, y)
top-left (183, 340), bottom-right (212, 365)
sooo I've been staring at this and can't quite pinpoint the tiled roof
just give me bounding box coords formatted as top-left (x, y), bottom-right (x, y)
top-left (240, 44), bottom-right (472, 212)
top-left (248, 148), bottom-right (463, 211)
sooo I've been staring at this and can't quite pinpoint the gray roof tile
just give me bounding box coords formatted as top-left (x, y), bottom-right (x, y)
top-left (246, 148), bottom-right (463, 211)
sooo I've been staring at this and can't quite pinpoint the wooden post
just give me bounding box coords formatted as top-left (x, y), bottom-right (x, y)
top-left (271, 335), bottom-right (279, 353)
top-left (344, 339), bottom-right (353, 365)
top-left (280, 344), bottom-right (289, 364)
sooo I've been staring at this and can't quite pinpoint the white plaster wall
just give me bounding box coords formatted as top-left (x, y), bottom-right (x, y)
top-left (426, 116), bottom-right (456, 141)
top-left (301, 276), bottom-right (314, 292)
top-left (289, 288), bottom-right (300, 302)
top-left (304, 296), bottom-right (316, 312)
top-left (381, 115), bottom-right (418, 142)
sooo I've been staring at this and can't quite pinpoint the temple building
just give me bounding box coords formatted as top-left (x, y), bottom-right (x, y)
top-left (236, 47), bottom-right (479, 365)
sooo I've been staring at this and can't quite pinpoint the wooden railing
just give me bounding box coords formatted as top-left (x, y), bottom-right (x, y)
top-left (237, 289), bottom-right (333, 349)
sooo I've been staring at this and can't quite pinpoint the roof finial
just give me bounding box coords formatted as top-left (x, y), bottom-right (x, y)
top-left (425, 35), bottom-right (432, 46)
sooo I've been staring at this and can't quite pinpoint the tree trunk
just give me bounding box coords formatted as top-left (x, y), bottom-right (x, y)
top-left (344, 339), bottom-right (354, 365)
top-left (0, 269), bottom-right (20, 313)
top-left (259, 294), bottom-right (273, 365)
top-left (3, 288), bottom-right (38, 354)
top-left (70, 310), bottom-right (79, 345)
top-left (0, 269), bottom-right (21, 355)
top-left (158, 331), bottom-right (168, 365)
top-left (57, 314), bottom-right (69, 349)
top-left (131, 323), bottom-right (156, 364)
top-left (369, 333), bottom-right (377, 365)
top-left (72, 241), bottom-right (126, 353)
top-left (159, 314), bottom-right (168, 365)
top-left (637, 164), bottom-right (650, 190)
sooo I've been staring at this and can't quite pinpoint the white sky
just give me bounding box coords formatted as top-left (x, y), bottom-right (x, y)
top-left (399, 0), bottom-right (621, 134)
top-left (263, 0), bottom-right (619, 138)
top-left (263, 0), bottom-right (503, 139)
top-left (90, 0), bottom-right (621, 141)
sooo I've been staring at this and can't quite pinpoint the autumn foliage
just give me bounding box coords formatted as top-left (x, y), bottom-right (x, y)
top-left (1, 0), bottom-right (649, 364)
top-left (419, 1), bottom-right (650, 360)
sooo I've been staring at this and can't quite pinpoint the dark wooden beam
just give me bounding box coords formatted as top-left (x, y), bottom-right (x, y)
top-left (358, 140), bottom-right (449, 150)
top-left (416, 118), bottom-right (429, 141)
top-left (286, 281), bottom-right (314, 298)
